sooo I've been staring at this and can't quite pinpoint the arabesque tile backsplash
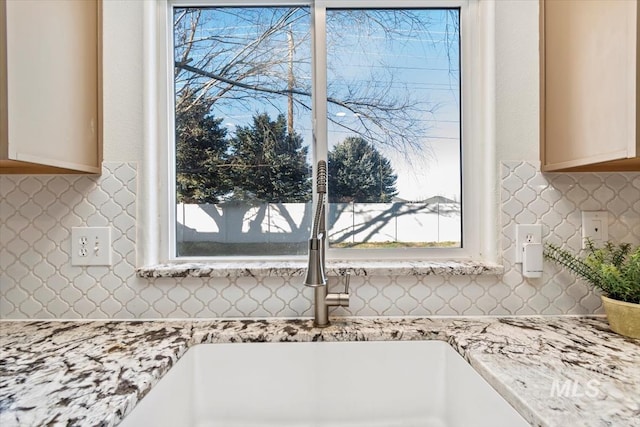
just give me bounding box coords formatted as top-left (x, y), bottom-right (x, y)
top-left (1, 161), bottom-right (638, 319)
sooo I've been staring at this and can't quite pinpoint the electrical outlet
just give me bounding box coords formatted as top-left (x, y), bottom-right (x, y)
top-left (71, 227), bottom-right (112, 266)
top-left (582, 211), bottom-right (608, 249)
top-left (515, 224), bottom-right (542, 263)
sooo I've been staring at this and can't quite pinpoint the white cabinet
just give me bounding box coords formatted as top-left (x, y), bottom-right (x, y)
top-left (0, 0), bottom-right (101, 174)
top-left (540, 0), bottom-right (640, 172)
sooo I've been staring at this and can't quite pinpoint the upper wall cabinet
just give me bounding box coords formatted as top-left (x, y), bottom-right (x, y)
top-left (540, 0), bottom-right (640, 172)
top-left (0, 0), bottom-right (102, 174)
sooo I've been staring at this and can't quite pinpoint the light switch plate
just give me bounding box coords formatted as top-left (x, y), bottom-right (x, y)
top-left (71, 227), bottom-right (112, 266)
top-left (581, 211), bottom-right (608, 248)
top-left (515, 224), bottom-right (542, 263)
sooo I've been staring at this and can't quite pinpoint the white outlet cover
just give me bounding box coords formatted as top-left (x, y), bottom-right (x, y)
top-left (581, 211), bottom-right (608, 248)
top-left (71, 227), bottom-right (112, 266)
top-left (515, 224), bottom-right (542, 263)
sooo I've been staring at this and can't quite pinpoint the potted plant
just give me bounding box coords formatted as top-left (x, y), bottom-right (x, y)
top-left (544, 239), bottom-right (640, 339)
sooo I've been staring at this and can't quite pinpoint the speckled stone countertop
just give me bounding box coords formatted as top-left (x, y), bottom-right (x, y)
top-left (136, 259), bottom-right (504, 278)
top-left (1, 317), bottom-right (638, 427)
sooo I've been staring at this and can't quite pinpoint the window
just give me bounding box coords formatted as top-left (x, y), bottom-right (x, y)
top-left (173, 5), bottom-right (313, 257)
top-left (323, 7), bottom-right (461, 252)
top-left (162, 0), bottom-right (484, 262)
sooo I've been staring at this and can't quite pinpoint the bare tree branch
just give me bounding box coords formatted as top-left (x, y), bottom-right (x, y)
top-left (174, 7), bottom-right (455, 157)
top-left (176, 61), bottom-right (434, 151)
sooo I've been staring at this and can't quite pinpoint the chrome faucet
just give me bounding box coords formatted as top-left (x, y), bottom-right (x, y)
top-left (303, 160), bottom-right (350, 327)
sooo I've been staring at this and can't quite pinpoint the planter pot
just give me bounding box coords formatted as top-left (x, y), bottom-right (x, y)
top-left (601, 295), bottom-right (640, 339)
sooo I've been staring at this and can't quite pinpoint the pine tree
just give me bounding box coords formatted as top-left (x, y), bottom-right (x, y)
top-left (175, 93), bottom-right (230, 203)
top-left (227, 113), bottom-right (311, 203)
top-left (328, 137), bottom-right (398, 203)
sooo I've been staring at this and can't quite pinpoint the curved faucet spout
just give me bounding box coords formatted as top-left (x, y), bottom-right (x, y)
top-left (302, 161), bottom-right (349, 326)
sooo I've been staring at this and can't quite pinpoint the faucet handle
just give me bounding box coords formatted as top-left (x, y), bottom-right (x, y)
top-left (326, 273), bottom-right (351, 308)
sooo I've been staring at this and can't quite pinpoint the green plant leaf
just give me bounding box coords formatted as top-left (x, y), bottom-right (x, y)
top-left (544, 239), bottom-right (640, 304)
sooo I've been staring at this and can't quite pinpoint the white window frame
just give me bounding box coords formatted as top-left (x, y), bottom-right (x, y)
top-left (142, 0), bottom-right (496, 266)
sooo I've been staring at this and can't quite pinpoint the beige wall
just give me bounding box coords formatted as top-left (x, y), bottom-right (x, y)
top-left (101, 0), bottom-right (540, 164)
top-left (495, 0), bottom-right (539, 162)
top-left (102, 0), bottom-right (144, 162)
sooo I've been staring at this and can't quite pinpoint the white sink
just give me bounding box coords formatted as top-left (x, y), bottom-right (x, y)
top-left (120, 341), bottom-right (529, 427)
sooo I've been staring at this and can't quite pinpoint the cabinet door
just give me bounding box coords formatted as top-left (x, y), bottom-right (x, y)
top-left (1, 0), bottom-right (101, 174)
top-left (541, 0), bottom-right (639, 171)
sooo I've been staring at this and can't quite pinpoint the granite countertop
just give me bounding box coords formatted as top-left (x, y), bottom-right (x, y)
top-left (136, 259), bottom-right (504, 278)
top-left (1, 317), bottom-right (639, 427)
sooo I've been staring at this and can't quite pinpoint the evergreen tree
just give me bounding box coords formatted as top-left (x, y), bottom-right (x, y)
top-left (175, 93), bottom-right (230, 203)
top-left (328, 137), bottom-right (398, 203)
top-left (227, 113), bottom-right (312, 203)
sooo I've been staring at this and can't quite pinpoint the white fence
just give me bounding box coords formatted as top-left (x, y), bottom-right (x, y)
top-left (176, 202), bottom-right (461, 244)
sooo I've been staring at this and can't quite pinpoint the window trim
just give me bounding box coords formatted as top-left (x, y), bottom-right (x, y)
top-left (142, 0), bottom-right (496, 266)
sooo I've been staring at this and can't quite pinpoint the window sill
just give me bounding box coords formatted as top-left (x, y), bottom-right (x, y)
top-left (136, 260), bottom-right (504, 278)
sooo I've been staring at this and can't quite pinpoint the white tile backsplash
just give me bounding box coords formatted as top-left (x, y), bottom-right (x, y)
top-left (1, 161), bottom-right (638, 319)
